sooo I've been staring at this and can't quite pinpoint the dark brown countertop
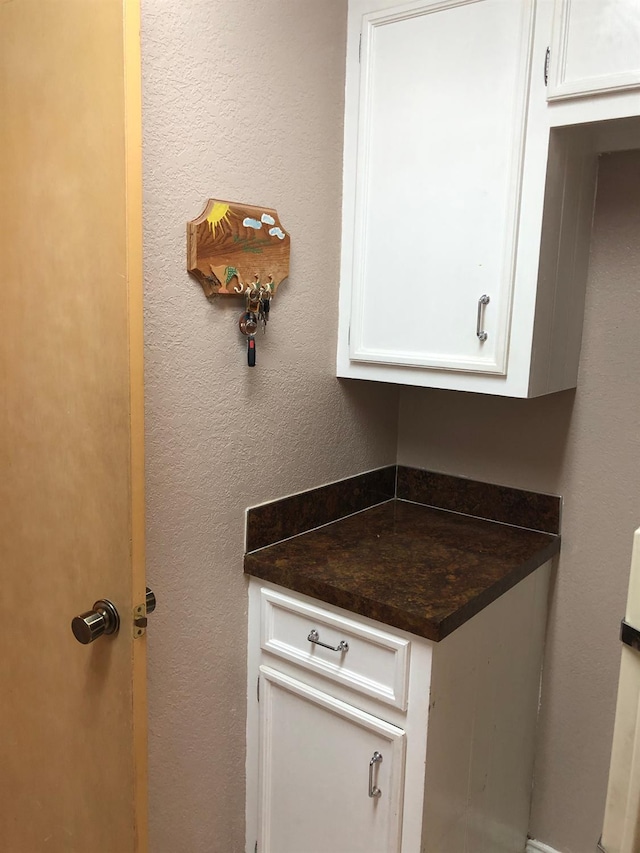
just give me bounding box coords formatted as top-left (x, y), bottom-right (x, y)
top-left (244, 499), bottom-right (560, 642)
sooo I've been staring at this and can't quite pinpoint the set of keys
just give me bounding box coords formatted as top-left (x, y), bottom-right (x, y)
top-left (238, 275), bottom-right (273, 367)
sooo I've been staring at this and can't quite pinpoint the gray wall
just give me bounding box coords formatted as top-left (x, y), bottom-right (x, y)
top-left (398, 149), bottom-right (640, 852)
top-left (142, 2), bottom-right (397, 850)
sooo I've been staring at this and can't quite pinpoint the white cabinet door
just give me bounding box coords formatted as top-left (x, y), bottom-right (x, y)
top-left (345, 0), bottom-right (535, 376)
top-left (547, 0), bottom-right (640, 101)
top-left (258, 665), bottom-right (406, 853)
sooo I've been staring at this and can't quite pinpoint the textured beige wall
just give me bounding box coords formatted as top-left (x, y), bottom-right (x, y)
top-left (141, 2), bottom-right (398, 850)
top-left (398, 149), bottom-right (640, 852)
top-left (142, 2), bottom-right (640, 848)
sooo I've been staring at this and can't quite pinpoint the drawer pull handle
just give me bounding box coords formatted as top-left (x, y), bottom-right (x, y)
top-left (307, 629), bottom-right (349, 653)
top-left (369, 751), bottom-right (383, 798)
top-left (476, 294), bottom-right (490, 342)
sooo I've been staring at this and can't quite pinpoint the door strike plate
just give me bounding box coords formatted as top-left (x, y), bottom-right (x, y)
top-left (133, 602), bottom-right (148, 638)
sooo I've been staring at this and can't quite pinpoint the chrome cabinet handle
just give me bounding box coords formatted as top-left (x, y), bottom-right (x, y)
top-left (476, 294), bottom-right (490, 342)
top-left (369, 751), bottom-right (383, 798)
top-left (307, 629), bottom-right (349, 653)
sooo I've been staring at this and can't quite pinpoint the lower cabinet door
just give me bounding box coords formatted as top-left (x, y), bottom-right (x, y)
top-left (258, 665), bottom-right (406, 853)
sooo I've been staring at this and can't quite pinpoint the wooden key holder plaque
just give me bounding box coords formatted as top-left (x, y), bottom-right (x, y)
top-left (187, 199), bottom-right (290, 298)
top-left (187, 199), bottom-right (290, 367)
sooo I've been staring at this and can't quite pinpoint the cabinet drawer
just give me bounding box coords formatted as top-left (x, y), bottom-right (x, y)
top-left (260, 588), bottom-right (410, 710)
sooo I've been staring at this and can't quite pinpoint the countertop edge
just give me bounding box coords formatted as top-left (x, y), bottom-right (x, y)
top-left (244, 534), bottom-right (560, 642)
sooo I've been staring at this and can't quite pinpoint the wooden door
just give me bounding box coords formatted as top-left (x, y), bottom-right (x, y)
top-left (345, 0), bottom-right (534, 376)
top-left (258, 666), bottom-right (406, 853)
top-left (0, 2), bottom-right (146, 851)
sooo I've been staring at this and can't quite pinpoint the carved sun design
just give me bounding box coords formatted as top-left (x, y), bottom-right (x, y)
top-left (206, 202), bottom-right (232, 235)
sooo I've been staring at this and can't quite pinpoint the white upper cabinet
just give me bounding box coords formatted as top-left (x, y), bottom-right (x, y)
top-left (548, 0), bottom-right (640, 102)
top-left (337, 0), bottom-right (640, 397)
top-left (348, 0), bottom-right (533, 377)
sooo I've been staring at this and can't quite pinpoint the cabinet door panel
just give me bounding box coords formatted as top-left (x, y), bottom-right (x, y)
top-left (548, 0), bottom-right (640, 100)
top-left (259, 666), bottom-right (406, 853)
top-left (348, 0), bottom-right (534, 375)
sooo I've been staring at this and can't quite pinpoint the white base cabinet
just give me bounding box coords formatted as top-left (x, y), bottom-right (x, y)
top-left (246, 564), bottom-right (551, 853)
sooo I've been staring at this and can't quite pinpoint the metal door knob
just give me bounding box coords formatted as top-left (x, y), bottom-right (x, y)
top-left (71, 599), bottom-right (120, 645)
top-left (146, 587), bottom-right (156, 614)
